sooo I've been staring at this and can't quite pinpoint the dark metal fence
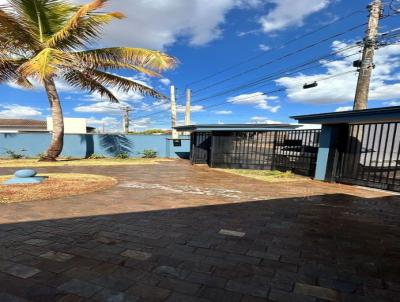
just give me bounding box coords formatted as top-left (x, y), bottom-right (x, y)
top-left (337, 122), bottom-right (400, 191)
top-left (190, 132), bottom-right (212, 164)
top-left (191, 130), bottom-right (321, 177)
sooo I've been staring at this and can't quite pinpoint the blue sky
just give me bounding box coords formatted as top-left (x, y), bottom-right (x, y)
top-left (0, 0), bottom-right (400, 132)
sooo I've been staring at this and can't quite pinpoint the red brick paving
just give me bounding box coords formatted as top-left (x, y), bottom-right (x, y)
top-left (0, 159), bottom-right (399, 301)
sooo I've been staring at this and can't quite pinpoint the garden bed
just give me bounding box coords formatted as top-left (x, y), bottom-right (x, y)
top-left (0, 173), bottom-right (117, 203)
top-left (0, 158), bottom-right (170, 168)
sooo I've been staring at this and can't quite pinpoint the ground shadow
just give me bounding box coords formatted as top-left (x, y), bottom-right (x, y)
top-left (0, 194), bottom-right (399, 301)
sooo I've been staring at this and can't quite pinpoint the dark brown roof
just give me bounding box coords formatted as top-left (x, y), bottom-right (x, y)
top-left (0, 119), bottom-right (47, 129)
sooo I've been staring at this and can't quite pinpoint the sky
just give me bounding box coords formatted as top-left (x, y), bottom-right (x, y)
top-left (0, 0), bottom-right (400, 132)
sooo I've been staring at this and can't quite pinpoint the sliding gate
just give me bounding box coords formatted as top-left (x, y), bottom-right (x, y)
top-left (192, 129), bottom-right (320, 177)
top-left (337, 122), bottom-right (400, 192)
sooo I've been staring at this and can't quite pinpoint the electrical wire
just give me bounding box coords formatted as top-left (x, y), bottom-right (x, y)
top-left (186, 9), bottom-right (364, 87)
top-left (192, 22), bottom-right (367, 95)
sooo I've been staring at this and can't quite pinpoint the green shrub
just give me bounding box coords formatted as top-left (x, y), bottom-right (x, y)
top-left (142, 149), bottom-right (157, 158)
top-left (87, 153), bottom-right (106, 159)
top-left (37, 152), bottom-right (46, 160)
top-left (115, 152), bottom-right (130, 159)
top-left (6, 149), bottom-right (24, 159)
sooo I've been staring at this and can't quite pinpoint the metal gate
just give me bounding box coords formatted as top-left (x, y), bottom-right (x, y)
top-left (207, 130), bottom-right (320, 177)
top-left (190, 132), bottom-right (212, 164)
top-left (337, 122), bottom-right (400, 192)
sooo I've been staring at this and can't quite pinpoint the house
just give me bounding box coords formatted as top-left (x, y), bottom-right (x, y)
top-left (0, 119), bottom-right (47, 133)
top-left (0, 118), bottom-right (95, 134)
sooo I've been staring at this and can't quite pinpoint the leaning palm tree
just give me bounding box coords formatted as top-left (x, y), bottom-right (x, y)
top-left (0, 0), bottom-right (176, 161)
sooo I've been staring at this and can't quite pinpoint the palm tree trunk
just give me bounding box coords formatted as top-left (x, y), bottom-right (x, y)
top-left (41, 77), bottom-right (64, 161)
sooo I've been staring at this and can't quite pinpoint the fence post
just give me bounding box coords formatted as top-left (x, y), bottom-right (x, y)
top-left (315, 124), bottom-right (347, 181)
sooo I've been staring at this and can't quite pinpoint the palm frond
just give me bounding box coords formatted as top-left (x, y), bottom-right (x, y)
top-left (75, 48), bottom-right (177, 73)
top-left (6, 0), bottom-right (73, 41)
top-left (17, 48), bottom-right (74, 81)
top-left (0, 58), bottom-right (27, 83)
top-left (15, 76), bottom-right (34, 89)
top-left (78, 59), bottom-right (161, 77)
top-left (47, 0), bottom-right (125, 49)
top-left (63, 69), bottom-right (118, 102)
top-left (83, 69), bottom-right (166, 99)
top-left (0, 6), bottom-right (40, 50)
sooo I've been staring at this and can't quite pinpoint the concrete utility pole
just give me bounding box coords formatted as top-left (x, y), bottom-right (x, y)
top-left (185, 88), bottom-right (191, 126)
top-left (170, 85), bottom-right (178, 139)
top-left (353, 0), bottom-right (382, 110)
top-left (122, 106), bottom-right (132, 134)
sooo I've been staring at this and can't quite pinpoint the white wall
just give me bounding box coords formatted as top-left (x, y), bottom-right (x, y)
top-left (47, 118), bottom-right (87, 134)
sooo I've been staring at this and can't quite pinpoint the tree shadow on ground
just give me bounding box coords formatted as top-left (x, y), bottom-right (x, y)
top-left (0, 194), bottom-right (400, 301)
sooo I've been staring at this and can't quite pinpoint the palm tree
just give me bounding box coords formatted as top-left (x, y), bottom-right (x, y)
top-left (0, 0), bottom-right (176, 161)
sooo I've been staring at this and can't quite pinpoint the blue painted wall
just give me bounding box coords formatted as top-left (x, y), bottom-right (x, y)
top-left (0, 133), bottom-right (190, 158)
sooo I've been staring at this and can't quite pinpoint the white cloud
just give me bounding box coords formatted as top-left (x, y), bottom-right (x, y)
top-left (74, 102), bottom-right (127, 114)
top-left (69, 0), bottom-right (259, 49)
top-left (259, 0), bottom-right (331, 33)
top-left (227, 92), bottom-right (281, 112)
top-left (0, 104), bottom-right (42, 119)
top-left (176, 104), bottom-right (204, 113)
top-left (384, 101), bottom-right (400, 106)
top-left (213, 110), bottom-right (233, 115)
top-left (86, 116), bottom-right (121, 132)
top-left (131, 117), bottom-right (153, 129)
top-left (259, 44), bottom-right (271, 51)
top-left (250, 116), bottom-right (282, 124)
top-left (275, 42), bottom-right (400, 104)
top-left (335, 106), bottom-right (353, 112)
top-left (160, 78), bottom-right (171, 86)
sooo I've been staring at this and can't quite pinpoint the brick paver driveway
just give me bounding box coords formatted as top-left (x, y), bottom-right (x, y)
top-left (0, 160), bottom-right (399, 302)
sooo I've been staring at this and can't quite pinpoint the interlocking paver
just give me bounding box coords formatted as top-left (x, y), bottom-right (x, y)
top-left (294, 282), bottom-right (340, 301)
top-left (121, 249), bottom-right (152, 261)
top-left (0, 160), bottom-right (399, 302)
top-left (2, 263), bottom-right (41, 279)
top-left (40, 251), bottom-right (75, 262)
top-left (57, 279), bottom-right (102, 298)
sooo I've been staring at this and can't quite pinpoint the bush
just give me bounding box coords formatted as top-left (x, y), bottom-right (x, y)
top-left (6, 149), bottom-right (24, 159)
top-left (142, 149), bottom-right (157, 158)
top-left (87, 153), bottom-right (106, 159)
top-left (115, 152), bottom-right (130, 159)
top-left (37, 152), bottom-right (46, 160)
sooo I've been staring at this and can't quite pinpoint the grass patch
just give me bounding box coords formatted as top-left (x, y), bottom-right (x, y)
top-left (0, 173), bottom-right (117, 203)
top-left (217, 169), bottom-right (304, 182)
top-left (0, 158), bottom-right (171, 168)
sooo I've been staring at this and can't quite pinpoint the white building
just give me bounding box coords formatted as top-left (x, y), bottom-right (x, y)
top-left (47, 118), bottom-right (92, 134)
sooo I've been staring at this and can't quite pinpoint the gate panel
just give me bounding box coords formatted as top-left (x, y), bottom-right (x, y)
top-left (209, 130), bottom-right (320, 177)
top-left (337, 123), bottom-right (400, 191)
top-left (190, 132), bottom-right (212, 164)
top-left (211, 131), bottom-right (275, 169)
top-left (273, 129), bottom-right (320, 176)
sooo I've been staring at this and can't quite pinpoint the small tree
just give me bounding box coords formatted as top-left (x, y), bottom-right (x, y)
top-left (0, 0), bottom-right (176, 161)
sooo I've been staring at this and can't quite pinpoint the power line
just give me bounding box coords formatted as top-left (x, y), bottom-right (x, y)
top-left (192, 22), bottom-right (368, 95)
top-left (186, 9), bottom-right (364, 87)
top-left (133, 50), bottom-right (359, 120)
top-left (133, 39), bottom-right (399, 121)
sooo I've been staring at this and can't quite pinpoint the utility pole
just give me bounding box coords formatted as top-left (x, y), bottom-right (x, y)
top-left (353, 0), bottom-right (382, 110)
top-left (122, 106), bottom-right (132, 134)
top-left (170, 85), bottom-right (178, 139)
top-left (185, 88), bottom-right (191, 126)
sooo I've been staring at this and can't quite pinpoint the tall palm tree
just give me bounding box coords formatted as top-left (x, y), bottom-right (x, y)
top-left (0, 0), bottom-right (176, 161)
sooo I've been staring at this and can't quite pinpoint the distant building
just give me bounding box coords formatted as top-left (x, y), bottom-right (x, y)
top-left (0, 119), bottom-right (47, 133)
top-left (0, 118), bottom-right (95, 134)
top-left (47, 117), bottom-right (95, 134)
